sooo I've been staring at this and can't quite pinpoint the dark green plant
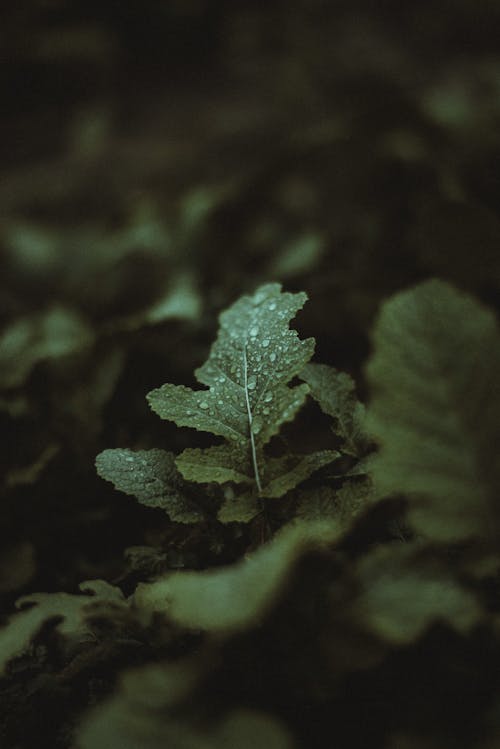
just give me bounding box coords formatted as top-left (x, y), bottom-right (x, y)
top-left (1, 278), bottom-right (500, 749)
top-left (96, 283), bottom-right (359, 523)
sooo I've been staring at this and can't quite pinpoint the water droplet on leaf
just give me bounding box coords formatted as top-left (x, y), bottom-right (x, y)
top-left (252, 420), bottom-right (262, 435)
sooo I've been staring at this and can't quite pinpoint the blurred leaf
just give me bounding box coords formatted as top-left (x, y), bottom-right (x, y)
top-left (0, 306), bottom-right (94, 389)
top-left (356, 543), bottom-right (482, 645)
top-left (366, 279), bottom-right (500, 542)
top-left (80, 687), bottom-right (295, 749)
top-left (0, 581), bottom-right (125, 674)
top-left (110, 274), bottom-right (202, 332)
top-left (135, 520), bottom-right (339, 633)
top-left (269, 233), bottom-right (325, 277)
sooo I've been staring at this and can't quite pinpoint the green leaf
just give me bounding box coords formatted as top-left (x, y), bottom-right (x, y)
top-left (147, 283), bottom-right (315, 493)
top-left (79, 656), bottom-right (296, 748)
top-left (0, 581), bottom-right (125, 674)
top-left (300, 363), bottom-right (367, 456)
top-left (96, 448), bottom-right (203, 523)
top-left (365, 279), bottom-right (500, 541)
top-left (0, 306), bottom-right (94, 389)
top-left (355, 543), bottom-right (481, 645)
top-left (296, 477), bottom-right (374, 527)
top-left (259, 449), bottom-right (340, 498)
top-left (178, 446), bottom-right (338, 495)
top-left (109, 273), bottom-right (202, 332)
top-left (215, 449), bottom-right (339, 523)
top-left (176, 444), bottom-right (254, 486)
top-left (217, 491), bottom-right (261, 524)
top-left (135, 520), bottom-right (339, 633)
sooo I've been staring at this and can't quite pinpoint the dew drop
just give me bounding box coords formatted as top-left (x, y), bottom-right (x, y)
top-left (264, 392), bottom-right (273, 402)
top-left (254, 291), bottom-right (266, 304)
top-left (247, 376), bottom-right (257, 390)
top-left (125, 456), bottom-right (135, 463)
top-left (269, 302), bottom-right (277, 311)
top-left (252, 421), bottom-right (262, 435)
top-left (262, 338), bottom-right (270, 348)
top-left (199, 401), bottom-right (209, 409)
top-left (249, 325), bottom-right (259, 337)
top-left (263, 407), bottom-right (270, 415)
top-left (269, 352), bottom-right (276, 362)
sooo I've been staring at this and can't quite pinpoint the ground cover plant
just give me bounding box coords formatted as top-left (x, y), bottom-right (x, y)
top-left (2, 277), bottom-right (500, 748)
top-left (1, 2), bottom-right (500, 747)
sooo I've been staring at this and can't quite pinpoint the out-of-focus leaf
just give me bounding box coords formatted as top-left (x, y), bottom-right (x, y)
top-left (0, 581), bottom-right (125, 674)
top-left (355, 543), bottom-right (481, 645)
top-left (365, 279), bottom-right (500, 542)
top-left (270, 233), bottom-right (325, 277)
top-left (79, 659), bottom-right (294, 749)
top-left (79, 692), bottom-right (295, 749)
top-left (0, 306), bottom-right (94, 389)
top-left (109, 273), bottom-right (202, 332)
top-left (135, 520), bottom-right (339, 633)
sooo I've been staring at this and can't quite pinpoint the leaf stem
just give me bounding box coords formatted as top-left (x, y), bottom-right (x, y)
top-left (243, 344), bottom-right (263, 493)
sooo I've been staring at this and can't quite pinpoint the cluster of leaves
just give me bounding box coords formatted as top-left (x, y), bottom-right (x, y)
top-left (2, 278), bottom-right (500, 748)
top-left (3, 0), bottom-right (500, 604)
top-left (97, 284), bottom-right (346, 524)
top-left (2, 3), bottom-right (500, 746)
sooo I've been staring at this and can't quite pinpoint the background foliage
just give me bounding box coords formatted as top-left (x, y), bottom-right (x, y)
top-left (1, 1), bottom-right (500, 747)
